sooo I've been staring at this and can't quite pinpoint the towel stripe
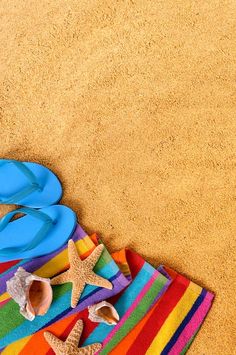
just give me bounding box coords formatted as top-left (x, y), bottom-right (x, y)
top-left (169, 292), bottom-right (214, 354)
top-left (83, 263), bottom-right (157, 345)
top-left (1, 336), bottom-right (30, 355)
top-left (100, 272), bottom-right (169, 354)
top-left (0, 260), bottom-right (20, 274)
top-left (109, 301), bottom-right (157, 355)
top-left (127, 272), bottom-right (190, 354)
top-left (161, 289), bottom-right (207, 354)
top-left (145, 282), bottom-right (202, 354)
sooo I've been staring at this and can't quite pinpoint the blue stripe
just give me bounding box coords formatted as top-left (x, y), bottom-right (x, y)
top-left (161, 289), bottom-right (207, 354)
top-left (0, 260), bottom-right (27, 278)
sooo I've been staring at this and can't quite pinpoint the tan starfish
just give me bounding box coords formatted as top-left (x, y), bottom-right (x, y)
top-left (44, 319), bottom-right (102, 355)
top-left (51, 239), bottom-right (113, 308)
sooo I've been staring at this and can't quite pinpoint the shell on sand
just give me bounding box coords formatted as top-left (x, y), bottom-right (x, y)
top-left (88, 301), bottom-right (119, 325)
top-left (6, 267), bottom-right (53, 321)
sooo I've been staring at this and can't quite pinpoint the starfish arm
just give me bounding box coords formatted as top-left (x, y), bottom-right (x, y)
top-left (44, 331), bottom-right (65, 354)
top-left (80, 343), bottom-right (102, 354)
top-left (68, 239), bottom-right (81, 267)
top-left (87, 271), bottom-right (113, 290)
top-left (51, 270), bottom-right (71, 285)
top-left (71, 279), bottom-right (86, 308)
top-left (84, 244), bottom-right (104, 269)
top-left (66, 320), bottom-right (83, 348)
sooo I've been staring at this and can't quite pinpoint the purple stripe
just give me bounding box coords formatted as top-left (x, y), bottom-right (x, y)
top-left (126, 275), bottom-right (132, 282)
top-left (157, 265), bottom-right (172, 280)
top-left (0, 225), bottom-right (86, 293)
top-left (154, 276), bottom-right (171, 303)
top-left (155, 266), bottom-right (173, 302)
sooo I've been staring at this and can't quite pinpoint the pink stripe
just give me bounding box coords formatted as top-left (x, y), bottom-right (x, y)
top-left (102, 270), bottom-right (161, 347)
top-left (169, 292), bottom-right (214, 355)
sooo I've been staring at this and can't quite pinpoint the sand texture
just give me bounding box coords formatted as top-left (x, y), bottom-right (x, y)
top-left (0, 1), bottom-right (236, 354)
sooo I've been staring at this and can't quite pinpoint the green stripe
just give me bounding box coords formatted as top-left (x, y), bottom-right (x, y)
top-left (180, 323), bottom-right (202, 355)
top-left (180, 333), bottom-right (196, 354)
top-left (94, 248), bottom-right (110, 270)
top-left (0, 301), bottom-right (21, 337)
top-left (100, 273), bottom-right (168, 354)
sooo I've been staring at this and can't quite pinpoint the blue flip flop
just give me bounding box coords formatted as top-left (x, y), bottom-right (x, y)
top-left (0, 205), bottom-right (77, 262)
top-left (0, 159), bottom-right (62, 208)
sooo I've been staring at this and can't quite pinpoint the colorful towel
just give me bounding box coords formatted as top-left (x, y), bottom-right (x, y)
top-left (0, 225), bottom-right (129, 350)
top-left (1, 247), bottom-right (214, 354)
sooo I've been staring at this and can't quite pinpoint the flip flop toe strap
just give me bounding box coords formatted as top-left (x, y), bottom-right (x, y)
top-left (0, 160), bottom-right (42, 205)
top-left (0, 208), bottom-right (55, 258)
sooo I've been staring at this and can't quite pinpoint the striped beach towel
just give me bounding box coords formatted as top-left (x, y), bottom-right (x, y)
top-left (1, 247), bottom-right (214, 354)
top-left (102, 261), bottom-right (214, 355)
top-left (0, 225), bottom-right (129, 350)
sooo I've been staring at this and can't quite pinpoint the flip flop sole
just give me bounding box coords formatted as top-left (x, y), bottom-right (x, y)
top-left (0, 205), bottom-right (77, 261)
top-left (0, 161), bottom-right (62, 208)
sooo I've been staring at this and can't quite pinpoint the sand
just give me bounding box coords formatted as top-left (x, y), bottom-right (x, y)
top-left (0, 1), bottom-right (236, 354)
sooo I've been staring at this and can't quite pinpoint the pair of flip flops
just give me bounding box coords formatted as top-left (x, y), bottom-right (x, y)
top-left (0, 160), bottom-right (77, 262)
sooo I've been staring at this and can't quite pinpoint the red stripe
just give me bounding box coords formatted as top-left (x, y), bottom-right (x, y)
top-left (127, 270), bottom-right (190, 355)
top-left (0, 260), bottom-right (20, 273)
top-left (125, 249), bottom-right (145, 279)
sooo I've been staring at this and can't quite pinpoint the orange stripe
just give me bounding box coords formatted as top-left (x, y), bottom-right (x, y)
top-left (90, 233), bottom-right (99, 245)
top-left (112, 249), bottom-right (131, 278)
top-left (19, 314), bottom-right (78, 355)
top-left (111, 249), bottom-right (127, 265)
top-left (110, 299), bottom-right (159, 354)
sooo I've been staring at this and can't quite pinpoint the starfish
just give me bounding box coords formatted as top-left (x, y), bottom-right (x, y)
top-left (44, 319), bottom-right (102, 355)
top-left (51, 239), bottom-right (113, 308)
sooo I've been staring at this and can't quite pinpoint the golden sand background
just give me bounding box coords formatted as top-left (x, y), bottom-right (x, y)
top-left (0, 1), bottom-right (236, 353)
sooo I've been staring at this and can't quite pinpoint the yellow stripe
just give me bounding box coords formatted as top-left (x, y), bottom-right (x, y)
top-left (1, 335), bottom-right (31, 355)
top-left (80, 235), bottom-right (95, 253)
top-left (0, 293), bottom-right (9, 302)
top-left (118, 263), bottom-right (130, 276)
top-left (0, 236), bottom-right (95, 303)
top-left (146, 282), bottom-right (202, 354)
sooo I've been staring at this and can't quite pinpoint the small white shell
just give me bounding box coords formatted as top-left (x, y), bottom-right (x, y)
top-left (88, 301), bottom-right (119, 325)
top-left (6, 267), bottom-right (52, 321)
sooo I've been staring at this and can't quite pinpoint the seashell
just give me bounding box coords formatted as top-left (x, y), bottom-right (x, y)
top-left (88, 301), bottom-right (119, 325)
top-left (6, 267), bottom-right (53, 321)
